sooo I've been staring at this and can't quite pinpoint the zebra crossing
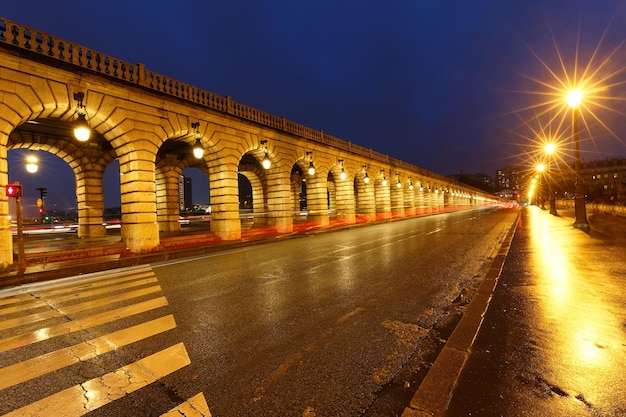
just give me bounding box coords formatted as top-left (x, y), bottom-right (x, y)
top-left (0, 266), bottom-right (211, 416)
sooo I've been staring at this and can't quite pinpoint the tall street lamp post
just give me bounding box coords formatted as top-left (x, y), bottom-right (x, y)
top-left (536, 164), bottom-right (545, 209)
top-left (545, 143), bottom-right (558, 215)
top-left (566, 89), bottom-right (590, 231)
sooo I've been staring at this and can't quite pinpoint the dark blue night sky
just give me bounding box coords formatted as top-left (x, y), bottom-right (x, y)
top-left (4, 1), bottom-right (626, 213)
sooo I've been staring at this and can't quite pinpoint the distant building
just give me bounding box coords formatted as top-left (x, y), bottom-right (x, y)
top-left (449, 173), bottom-right (494, 192)
top-left (498, 156), bottom-right (626, 204)
top-left (178, 176), bottom-right (192, 211)
top-left (569, 156), bottom-right (626, 204)
top-left (496, 166), bottom-right (523, 192)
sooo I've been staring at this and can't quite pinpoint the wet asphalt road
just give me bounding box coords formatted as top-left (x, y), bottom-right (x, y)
top-left (446, 206), bottom-right (626, 417)
top-left (149, 207), bottom-right (517, 417)
top-left (0, 207), bottom-right (518, 417)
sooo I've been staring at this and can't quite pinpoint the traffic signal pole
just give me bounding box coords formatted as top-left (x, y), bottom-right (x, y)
top-left (15, 193), bottom-right (26, 272)
top-left (6, 182), bottom-right (26, 272)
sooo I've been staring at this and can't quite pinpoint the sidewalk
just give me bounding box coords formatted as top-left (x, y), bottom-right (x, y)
top-left (404, 206), bottom-right (626, 416)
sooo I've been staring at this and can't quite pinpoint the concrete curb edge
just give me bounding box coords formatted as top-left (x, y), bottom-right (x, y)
top-left (401, 210), bottom-right (520, 417)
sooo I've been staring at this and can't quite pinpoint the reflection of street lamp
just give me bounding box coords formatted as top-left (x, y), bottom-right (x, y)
top-left (545, 143), bottom-right (558, 215)
top-left (537, 164), bottom-right (545, 209)
top-left (566, 89), bottom-right (590, 230)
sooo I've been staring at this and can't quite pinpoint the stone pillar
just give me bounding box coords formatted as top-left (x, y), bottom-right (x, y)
top-left (416, 185), bottom-right (426, 215)
top-left (266, 167), bottom-right (293, 233)
top-left (248, 174), bottom-right (268, 226)
top-left (356, 174), bottom-right (375, 222)
top-left (306, 172), bottom-right (330, 227)
top-left (425, 186), bottom-right (434, 213)
top-left (327, 180), bottom-right (337, 218)
top-left (335, 174), bottom-right (356, 224)
top-left (375, 176), bottom-right (391, 220)
top-left (390, 180), bottom-right (405, 218)
top-left (75, 165), bottom-right (107, 238)
top-left (404, 184), bottom-right (416, 216)
top-left (0, 143), bottom-right (12, 270)
top-left (119, 149), bottom-right (160, 252)
top-left (435, 187), bottom-right (445, 212)
top-left (291, 171), bottom-right (302, 217)
top-left (156, 165), bottom-right (182, 232)
top-left (210, 162), bottom-right (241, 240)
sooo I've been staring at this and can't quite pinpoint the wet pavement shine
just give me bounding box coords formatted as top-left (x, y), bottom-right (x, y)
top-left (444, 206), bottom-right (626, 417)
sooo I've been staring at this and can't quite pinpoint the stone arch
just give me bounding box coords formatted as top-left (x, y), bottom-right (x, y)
top-left (7, 120), bottom-right (117, 238)
top-left (239, 155), bottom-right (268, 226)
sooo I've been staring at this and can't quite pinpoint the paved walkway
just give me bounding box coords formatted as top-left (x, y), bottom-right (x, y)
top-left (403, 206), bottom-right (626, 416)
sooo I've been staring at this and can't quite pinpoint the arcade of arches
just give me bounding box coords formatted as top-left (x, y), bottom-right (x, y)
top-left (0, 17), bottom-right (496, 271)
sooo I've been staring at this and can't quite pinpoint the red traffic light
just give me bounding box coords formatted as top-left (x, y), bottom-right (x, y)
top-left (5, 184), bottom-right (22, 197)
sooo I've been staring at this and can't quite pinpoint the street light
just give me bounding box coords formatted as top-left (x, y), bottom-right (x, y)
top-left (191, 122), bottom-right (204, 159)
top-left (25, 152), bottom-right (38, 173)
top-left (545, 143), bottom-right (558, 215)
top-left (339, 160), bottom-right (347, 180)
top-left (363, 165), bottom-right (370, 184)
top-left (536, 164), bottom-right (545, 209)
top-left (306, 151), bottom-right (315, 175)
top-left (73, 92), bottom-right (91, 141)
top-left (566, 89), bottom-right (590, 230)
top-left (261, 140), bottom-right (271, 169)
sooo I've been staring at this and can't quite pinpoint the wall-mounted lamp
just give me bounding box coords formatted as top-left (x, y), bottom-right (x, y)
top-left (25, 151), bottom-right (39, 173)
top-left (73, 92), bottom-right (91, 141)
top-left (339, 159), bottom-right (347, 180)
top-left (306, 151), bottom-right (315, 175)
top-left (409, 177), bottom-right (414, 190)
top-left (191, 122), bottom-right (204, 159)
top-left (396, 173), bottom-right (402, 188)
top-left (260, 140), bottom-right (271, 169)
top-left (363, 165), bottom-right (370, 184)
top-left (381, 169), bottom-right (387, 186)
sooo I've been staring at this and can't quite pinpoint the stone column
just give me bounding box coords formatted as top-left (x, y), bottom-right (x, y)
top-left (425, 186), bottom-right (434, 213)
top-left (248, 174), bottom-right (268, 226)
top-left (390, 180), bottom-right (405, 218)
top-left (327, 180), bottom-right (337, 218)
top-left (334, 174), bottom-right (356, 224)
top-left (266, 166), bottom-right (293, 233)
top-left (306, 172), bottom-right (330, 227)
top-left (375, 176), bottom-right (391, 220)
top-left (119, 148), bottom-right (160, 253)
top-left (291, 171), bottom-right (303, 217)
top-left (356, 174), bottom-right (375, 222)
top-left (75, 165), bottom-right (107, 238)
top-left (404, 184), bottom-right (416, 216)
top-left (0, 143), bottom-right (12, 270)
top-left (416, 185), bottom-right (426, 215)
top-left (209, 162), bottom-right (241, 240)
top-left (156, 165), bottom-right (182, 233)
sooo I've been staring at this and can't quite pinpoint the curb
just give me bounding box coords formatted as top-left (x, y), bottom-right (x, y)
top-left (401, 211), bottom-right (520, 417)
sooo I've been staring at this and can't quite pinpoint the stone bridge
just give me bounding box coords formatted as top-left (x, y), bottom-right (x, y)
top-left (0, 17), bottom-right (496, 270)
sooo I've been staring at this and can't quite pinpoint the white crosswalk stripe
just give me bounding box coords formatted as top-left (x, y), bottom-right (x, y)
top-left (0, 267), bottom-right (211, 416)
